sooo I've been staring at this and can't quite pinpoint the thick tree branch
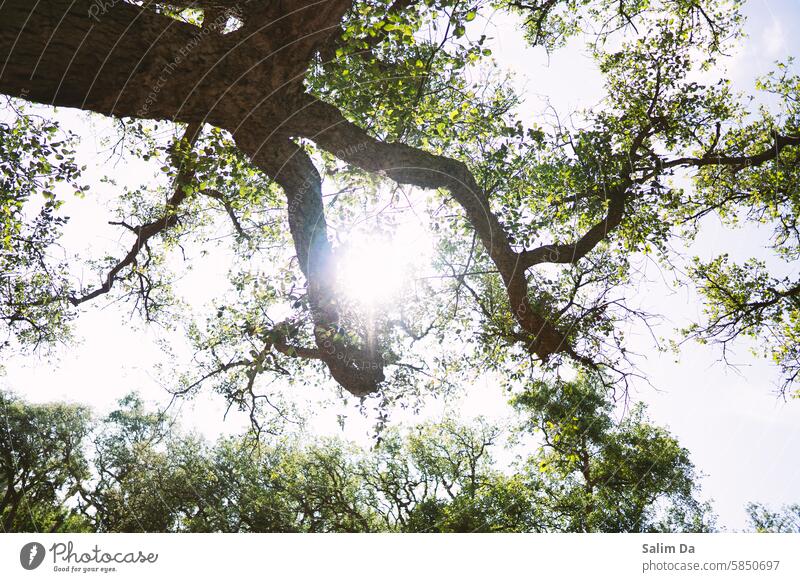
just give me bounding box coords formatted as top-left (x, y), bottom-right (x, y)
top-left (234, 132), bottom-right (385, 396)
top-left (296, 98), bottom-right (572, 361)
top-left (0, 0), bottom-right (354, 128)
top-left (662, 133), bottom-right (800, 171)
top-left (519, 183), bottom-right (629, 268)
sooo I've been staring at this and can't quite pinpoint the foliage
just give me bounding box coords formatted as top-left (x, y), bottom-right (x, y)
top-left (511, 376), bottom-right (712, 531)
top-left (0, 384), bottom-right (721, 532)
top-left (0, 0), bottom-right (798, 536)
top-left (0, 390), bottom-right (91, 532)
top-left (746, 502), bottom-right (800, 533)
top-left (0, 101), bottom-right (84, 352)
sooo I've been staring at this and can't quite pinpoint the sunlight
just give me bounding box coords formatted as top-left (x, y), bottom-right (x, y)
top-left (336, 223), bottom-right (430, 308)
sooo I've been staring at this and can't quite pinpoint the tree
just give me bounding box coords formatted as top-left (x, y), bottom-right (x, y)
top-left (73, 392), bottom-right (385, 532)
top-left (360, 419), bottom-right (533, 532)
top-left (0, 0), bottom-right (798, 411)
top-left (80, 393), bottom-right (207, 532)
top-left (0, 390), bottom-right (91, 532)
top-left (0, 387), bottom-right (719, 532)
top-left (511, 376), bottom-right (712, 532)
top-left (746, 503), bottom-right (800, 533)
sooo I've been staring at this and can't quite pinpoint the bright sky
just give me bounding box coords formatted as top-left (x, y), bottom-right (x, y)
top-left (2, 0), bottom-right (799, 531)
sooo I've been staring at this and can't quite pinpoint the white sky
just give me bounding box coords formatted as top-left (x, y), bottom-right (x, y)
top-left (2, 0), bottom-right (799, 530)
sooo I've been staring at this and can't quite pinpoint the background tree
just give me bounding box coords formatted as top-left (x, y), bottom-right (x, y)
top-left (0, 387), bottom-right (722, 532)
top-left (746, 503), bottom-right (800, 533)
top-left (0, 390), bottom-right (91, 532)
top-left (80, 393), bottom-right (207, 532)
top-left (511, 376), bottom-right (712, 532)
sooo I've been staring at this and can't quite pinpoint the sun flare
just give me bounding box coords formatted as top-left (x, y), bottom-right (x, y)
top-left (336, 224), bottom-right (430, 308)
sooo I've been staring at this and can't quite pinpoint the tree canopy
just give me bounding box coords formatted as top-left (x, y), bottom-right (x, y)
top-left (0, 384), bottom-right (717, 532)
top-left (0, 390), bottom-right (90, 531)
top-left (0, 0), bottom-right (798, 407)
